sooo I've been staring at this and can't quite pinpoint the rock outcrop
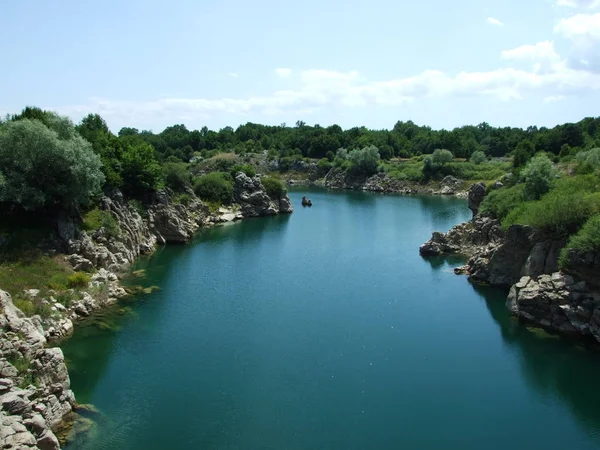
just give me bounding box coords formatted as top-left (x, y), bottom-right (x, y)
top-left (234, 173), bottom-right (293, 217)
top-left (507, 273), bottom-right (600, 341)
top-left (0, 290), bottom-right (73, 449)
top-left (468, 182), bottom-right (486, 219)
top-left (419, 216), bottom-right (503, 257)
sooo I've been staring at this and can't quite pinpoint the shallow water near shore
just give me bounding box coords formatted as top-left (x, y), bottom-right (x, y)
top-left (62, 188), bottom-right (600, 450)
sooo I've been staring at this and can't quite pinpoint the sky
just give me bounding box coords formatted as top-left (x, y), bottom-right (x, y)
top-left (1, 0), bottom-right (600, 133)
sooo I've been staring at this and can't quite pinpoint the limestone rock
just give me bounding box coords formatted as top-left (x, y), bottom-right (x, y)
top-left (467, 182), bottom-right (486, 218)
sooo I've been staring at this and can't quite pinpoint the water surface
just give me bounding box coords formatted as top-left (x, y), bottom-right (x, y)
top-left (62, 188), bottom-right (600, 449)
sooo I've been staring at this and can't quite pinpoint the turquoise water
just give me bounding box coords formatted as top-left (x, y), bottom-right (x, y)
top-left (62, 188), bottom-right (600, 450)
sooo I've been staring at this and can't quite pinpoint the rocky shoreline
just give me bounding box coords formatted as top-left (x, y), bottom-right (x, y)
top-left (0, 172), bottom-right (293, 449)
top-left (285, 168), bottom-right (470, 197)
top-left (419, 183), bottom-right (600, 343)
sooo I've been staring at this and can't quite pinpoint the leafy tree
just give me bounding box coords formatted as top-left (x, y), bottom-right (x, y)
top-left (0, 118), bottom-right (104, 212)
top-left (520, 154), bottom-right (558, 200)
top-left (163, 162), bottom-right (191, 192)
top-left (121, 141), bottom-right (164, 196)
top-left (513, 139), bottom-right (535, 168)
top-left (194, 172), bottom-right (234, 204)
top-left (469, 150), bottom-right (486, 165)
top-left (432, 149), bottom-right (453, 166)
top-left (348, 145), bottom-right (380, 176)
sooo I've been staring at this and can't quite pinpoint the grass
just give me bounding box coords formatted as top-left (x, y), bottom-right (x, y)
top-left (66, 271), bottom-right (91, 288)
top-left (382, 159), bottom-right (510, 183)
top-left (0, 253), bottom-right (73, 298)
top-left (82, 207), bottom-right (121, 238)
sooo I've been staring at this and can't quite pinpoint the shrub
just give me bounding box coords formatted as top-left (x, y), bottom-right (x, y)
top-left (262, 176), bottom-right (286, 199)
top-left (502, 191), bottom-right (600, 235)
top-left (193, 172), bottom-right (234, 204)
top-left (348, 145), bottom-right (380, 176)
top-left (559, 214), bottom-right (600, 267)
top-left (67, 271), bottom-right (91, 288)
top-left (432, 149), bottom-right (454, 166)
top-left (230, 164), bottom-right (256, 178)
top-left (0, 117), bottom-right (104, 212)
top-left (163, 162), bottom-right (191, 192)
top-left (82, 208), bottom-right (121, 238)
top-left (479, 184), bottom-right (525, 220)
top-left (520, 154), bottom-right (558, 200)
top-left (575, 148), bottom-right (600, 174)
top-left (470, 151), bottom-right (486, 165)
top-left (318, 158), bottom-right (333, 175)
top-left (121, 141), bottom-right (164, 196)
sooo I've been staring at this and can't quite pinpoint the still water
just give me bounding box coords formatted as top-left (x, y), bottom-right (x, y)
top-left (62, 188), bottom-right (600, 449)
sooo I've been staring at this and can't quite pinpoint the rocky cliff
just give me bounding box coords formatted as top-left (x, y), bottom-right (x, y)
top-left (420, 183), bottom-right (600, 343)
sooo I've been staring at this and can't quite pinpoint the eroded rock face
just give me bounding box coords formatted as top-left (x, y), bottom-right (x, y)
top-left (419, 216), bottom-right (504, 257)
top-left (0, 290), bottom-right (72, 449)
top-left (468, 182), bottom-right (486, 219)
top-left (234, 173), bottom-right (293, 217)
top-left (467, 225), bottom-right (566, 287)
top-left (507, 273), bottom-right (600, 341)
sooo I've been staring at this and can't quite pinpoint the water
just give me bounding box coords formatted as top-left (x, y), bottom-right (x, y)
top-left (62, 188), bottom-right (600, 450)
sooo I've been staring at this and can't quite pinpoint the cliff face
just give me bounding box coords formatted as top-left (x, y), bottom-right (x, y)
top-left (420, 190), bottom-right (600, 342)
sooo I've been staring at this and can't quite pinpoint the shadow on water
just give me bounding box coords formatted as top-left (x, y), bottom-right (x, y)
top-left (421, 253), bottom-right (466, 270)
top-left (62, 214), bottom-right (293, 404)
top-left (470, 282), bottom-right (600, 438)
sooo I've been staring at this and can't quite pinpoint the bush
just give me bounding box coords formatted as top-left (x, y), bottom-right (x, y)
top-left (121, 141), bottom-right (164, 196)
top-left (318, 158), bottom-right (333, 175)
top-left (575, 148), bottom-right (600, 174)
top-left (230, 164), bottom-right (256, 178)
top-left (262, 176), bottom-right (286, 199)
top-left (470, 151), bottom-right (486, 165)
top-left (163, 162), bottom-right (191, 192)
top-left (479, 184), bottom-right (525, 220)
top-left (520, 154), bottom-right (558, 200)
top-left (67, 271), bottom-right (91, 288)
top-left (347, 145), bottom-right (380, 176)
top-left (0, 117), bottom-right (104, 212)
top-left (559, 214), bottom-right (600, 267)
top-left (193, 172), bottom-right (234, 204)
top-left (432, 149), bottom-right (454, 166)
top-left (502, 191), bottom-right (600, 235)
top-left (82, 208), bottom-right (121, 238)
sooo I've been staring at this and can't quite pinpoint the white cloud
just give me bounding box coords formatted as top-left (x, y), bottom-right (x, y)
top-left (275, 68), bottom-right (293, 78)
top-left (544, 95), bottom-right (568, 103)
top-left (556, 0), bottom-right (600, 8)
top-left (487, 17), bottom-right (504, 26)
top-left (501, 41), bottom-right (562, 73)
top-left (228, 72), bottom-right (239, 78)
top-left (555, 13), bottom-right (600, 71)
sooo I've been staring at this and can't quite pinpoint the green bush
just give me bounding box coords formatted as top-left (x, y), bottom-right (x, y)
top-left (432, 149), bottom-right (454, 166)
top-left (347, 146), bottom-right (380, 176)
top-left (563, 214), bottom-right (600, 253)
top-left (82, 208), bottom-right (121, 238)
top-left (0, 117), bottom-right (104, 212)
top-left (67, 271), bottom-right (91, 288)
top-left (230, 164), bottom-right (256, 178)
top-left (575, 148), bottom-right (600, 174)
top-left (480, 184), bottom-right (525, 220)
top-left (521, 154), bottom-right (558, 200)
top-left (470, 151), bottom-right (486, 165)
top-left (193, 172), bottom-right (234, 204)
top-left (318, 158), bottom-right (333, 175)
top-left (262, 176), bottom-right (286, 199)
top-left (121, 141), bottom-right (164, 196)
top-left (163, 162), bottom-right (191, 192)
top-left (502, 191), bottom-right (600, 235)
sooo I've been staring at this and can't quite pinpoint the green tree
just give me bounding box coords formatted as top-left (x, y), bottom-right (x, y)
top-left (521, 154), bottom-right (558, 200)
top-left (469, 150), bottom-right (486, 165)
top-left (348, 145), bottom-right (380, 176)
top-left (513, 139), bottom-right (535, 168)
top-left (0, 118), bottom-right (104, 212)
top-left (432, 149), bottom-right (453, 166)
top-left (121, 141), bottom-right (164, 196)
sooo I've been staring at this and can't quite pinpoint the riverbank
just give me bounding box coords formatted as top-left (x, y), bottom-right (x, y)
top-left (0, 172), bottom-right (293, 448)
top-left (419, 183), bottom-right (600, 343)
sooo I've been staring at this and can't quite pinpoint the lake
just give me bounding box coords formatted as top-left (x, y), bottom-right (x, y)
top-left (62, 188), bottom-right (600, 450)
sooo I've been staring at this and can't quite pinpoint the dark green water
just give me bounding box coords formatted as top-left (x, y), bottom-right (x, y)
top-left (62, 188), bottom-right (600, 450)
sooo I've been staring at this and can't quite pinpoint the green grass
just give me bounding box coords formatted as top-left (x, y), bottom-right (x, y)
top-left (66, 271), bottom-right (91, 288)
top-left (559, 214), bottom-right (600, 267)
top-left (82, 207), bottom-right (121, 238)
top-left (0, 253), bottom-right (73, 298)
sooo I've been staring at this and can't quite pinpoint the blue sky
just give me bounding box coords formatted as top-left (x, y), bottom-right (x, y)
top-left (1, 0), bottom-right (600, 132)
